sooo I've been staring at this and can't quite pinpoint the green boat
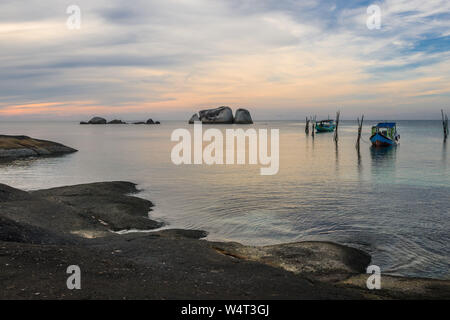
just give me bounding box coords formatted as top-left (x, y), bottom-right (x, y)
top-left (316, 119), bottom-right (336, 133)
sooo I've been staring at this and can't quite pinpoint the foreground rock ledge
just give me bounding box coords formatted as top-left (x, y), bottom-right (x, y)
top-left (0, 181), bottom-right (449, 300)
top-left (0, 135), bottom-right (77, 160)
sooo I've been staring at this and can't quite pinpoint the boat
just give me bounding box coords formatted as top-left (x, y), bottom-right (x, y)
top-left (370, 122), bottom-right (400, 147)
top-left (316, 119), bottom-right (336, 133)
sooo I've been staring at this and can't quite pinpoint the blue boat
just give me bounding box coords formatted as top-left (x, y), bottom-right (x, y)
top-left (370, 122), bottom-right (400, 147)
top-left (316, 119), bottom-right (336, 133)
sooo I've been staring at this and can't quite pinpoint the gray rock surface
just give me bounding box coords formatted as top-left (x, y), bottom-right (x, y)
top-left (1, 181), bottom-right (448, 300)
top-left (234, 108), bottom-right (253, 124)
top-left (199, 106), bottom-right (234, 124)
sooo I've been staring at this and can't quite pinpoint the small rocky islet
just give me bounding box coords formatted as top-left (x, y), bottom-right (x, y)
top-left (80, 117), bottom-right (161, 125)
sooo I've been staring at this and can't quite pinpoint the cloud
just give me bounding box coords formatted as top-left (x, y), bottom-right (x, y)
top-left (0, 0), bottom-right (449, 119)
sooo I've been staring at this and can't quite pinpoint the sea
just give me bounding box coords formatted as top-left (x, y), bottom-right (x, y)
top-left (0, 120), bottom-right (448, 279)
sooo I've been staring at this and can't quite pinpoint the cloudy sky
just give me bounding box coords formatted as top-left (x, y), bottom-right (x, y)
top-left (1, 0), bottom-right (449, 120)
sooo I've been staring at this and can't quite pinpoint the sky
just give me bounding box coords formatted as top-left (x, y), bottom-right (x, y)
top-left (0, 0), bottom-right (449, 120)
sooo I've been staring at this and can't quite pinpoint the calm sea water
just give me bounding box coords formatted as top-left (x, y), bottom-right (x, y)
top-left (0, 120), bottom-right (448, 279)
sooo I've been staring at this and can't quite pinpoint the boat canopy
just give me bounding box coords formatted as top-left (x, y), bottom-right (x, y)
top-left (375, 122), bottom-right (396, 128)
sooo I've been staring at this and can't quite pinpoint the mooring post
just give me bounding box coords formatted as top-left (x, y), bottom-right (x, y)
top-left (305, 117), bottom-right (310, 135)
top-left (311, 116), bottom-right (316, 138)
top-left (334, 111), bottom-right (340, 143)
top-left (356, 115), bottom-right (364, 150)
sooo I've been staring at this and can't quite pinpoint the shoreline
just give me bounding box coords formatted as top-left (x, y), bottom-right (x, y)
top-left (1, 181), bottom-right (449, 300)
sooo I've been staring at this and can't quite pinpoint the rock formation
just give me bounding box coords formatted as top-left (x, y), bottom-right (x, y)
top-left (189, 114), bottom-right (200, 124)
top-left (0, 135), bottom-right (77, 160)
top-left (88, 117), bottom-right (107, 124)
top-left (234, 108), bottom-right (253, 124)
top-left (108, 120), bottom-right (126, 124)
top-left (198, 106), bottom-right (234, 124)
top-left (189, 107), bottom-right (253, 124)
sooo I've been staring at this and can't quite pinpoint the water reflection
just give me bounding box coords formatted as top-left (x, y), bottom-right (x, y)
top-left (370, 146), bottom-right (398, 179)
top-left (443, 141), bottom-right (447, 168)
top-left (357, 148), bottom-right (363, 176)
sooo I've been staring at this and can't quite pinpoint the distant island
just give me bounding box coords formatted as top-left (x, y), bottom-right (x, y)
top-left (80, 117), bottom-right (161, 125)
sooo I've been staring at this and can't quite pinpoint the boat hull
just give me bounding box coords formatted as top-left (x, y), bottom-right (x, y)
top-left (316, 125), bottom-right (335, 133)
top-left (370, 133), bottom-right (396, 147)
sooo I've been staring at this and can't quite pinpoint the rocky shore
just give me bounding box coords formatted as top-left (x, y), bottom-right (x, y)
top-left (0, 181), bottom-right (448, 300)
top-left (0, 135), bottom-right (77, 160)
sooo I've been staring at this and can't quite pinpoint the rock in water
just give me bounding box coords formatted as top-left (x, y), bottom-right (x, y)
top-left (234, 108), bottom-right (253, 124)
top-left (155, 121), bottom-right (161, 124)
top-left (146, 119), bottom-right (155, 125)
top-left (199, 106), bottom-right (234, 124)
top-left (108, 120), bottom-right (126, 124)
top-left (189, 114), bottom-right (200, 124)
top-left (0, 135), bottom-right (77, 160)
top-left (88, 117), bottom-right (107, 124)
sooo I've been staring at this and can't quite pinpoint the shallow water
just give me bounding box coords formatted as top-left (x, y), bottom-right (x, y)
top-left (0, 120), bottom-right (448, 279)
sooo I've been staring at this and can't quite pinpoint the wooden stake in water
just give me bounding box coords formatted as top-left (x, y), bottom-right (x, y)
top-left (305, 117), bottom-right (310, 135)
top-left (356, 115), bottom-right (364, 150)
top-left (442, 109), bottom-right (448, 141)
top-left (311, 116), bottom-right (316, 138)
top-left (334, 111), bottom-right (341, 143)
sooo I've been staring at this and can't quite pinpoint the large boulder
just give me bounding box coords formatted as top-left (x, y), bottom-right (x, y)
top-left (234, 108), bottom-right (253, 124)
top-left (88, 117), bottom-right (107, 124)
top-left (198, 106), bottom-right (234, 124)
top-left (146, 119), bottom-right (155, 125)
top-left (188, 114), bottom-right (200, 124)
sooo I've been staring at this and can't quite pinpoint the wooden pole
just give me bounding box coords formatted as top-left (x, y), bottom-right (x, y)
top-left (334, 111), bottom-right (340, 143)
top-left (305, 117), bottom-right (310, 135)
top-left (311, 116), bottom-right (316, 138)
top-left (356, 115), bottom-right (364, 150)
